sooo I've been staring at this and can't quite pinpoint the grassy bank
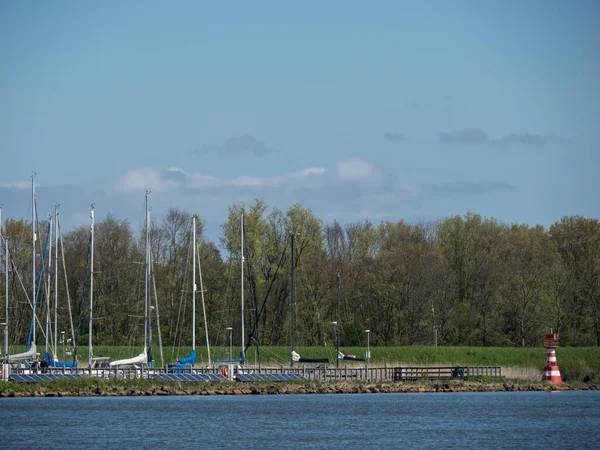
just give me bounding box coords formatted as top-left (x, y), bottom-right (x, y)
top-left (5, 345), bottom-right (599, 381)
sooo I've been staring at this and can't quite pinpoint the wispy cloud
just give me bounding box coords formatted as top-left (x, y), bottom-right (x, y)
top-left (116, 167), bottom-right (179, 193)
top-left (440, 128), bottom-right (572, 149)
top-left (0, 159), bottom-right (516, 239)
top-left (406, 102), bottom-right (425, 112)
top-left (108, 160), bottom-right (512, 228)
top-left (434, 180), bottom-right (517, 197)
top-left (439, 128), bottom-right (489, 145)
top-left (193, 135), bottom-right (274, 157)
top-left (492, 132), bottom-right (574, 150)
top-left (384, 132), bottom-right (409, 142)
top-left (0, 180), bottom-right (30, 189)
top-left (334, 158), bottom-right (383, 183)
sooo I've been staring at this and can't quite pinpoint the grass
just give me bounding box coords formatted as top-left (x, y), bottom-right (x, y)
top-left (0, 376), bottom-right (156, 393)
top-left (5, 344), bottom-right (600, 381)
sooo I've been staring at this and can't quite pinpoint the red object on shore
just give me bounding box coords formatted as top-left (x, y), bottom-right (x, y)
top-left (543, 331), bottom-right (562, 384)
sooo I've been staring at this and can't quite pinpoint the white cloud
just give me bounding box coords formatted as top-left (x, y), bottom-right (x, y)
top-left (118, 164), bottom-right (330, 193)
top-left (1, 158), bottom-right (515, 241)
top-left (116, 167), bottom-right (179, 193)
top-left (334, 158), bottom-right (382, 183)
top-left (195, 135), bottom-right (274, 157)
top-left (0, 180), bottom-right (31, 189)
top-left (299, 167), bottom-right (326, 177)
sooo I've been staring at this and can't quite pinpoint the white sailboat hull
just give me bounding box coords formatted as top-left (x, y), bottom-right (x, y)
top-left (0, 343), bottom-right (38, 362)
top-left (109, 351), bottom-right (147, 367)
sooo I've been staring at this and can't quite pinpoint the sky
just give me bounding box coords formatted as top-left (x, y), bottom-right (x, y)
top-left (1, 0), bottom-right (599, 242)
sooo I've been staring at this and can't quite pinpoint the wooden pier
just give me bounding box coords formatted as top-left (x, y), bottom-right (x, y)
top-left (5, 364), bottom-right (502, 382)
top-left (392, 366), bottom-right (502, 381)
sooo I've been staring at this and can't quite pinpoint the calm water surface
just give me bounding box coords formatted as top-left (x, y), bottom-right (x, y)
top-left (1, 391), bottom-right (599, 449)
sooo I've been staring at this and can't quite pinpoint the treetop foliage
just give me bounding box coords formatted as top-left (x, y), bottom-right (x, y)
top-left (1, 201), bottom-right (599, 353)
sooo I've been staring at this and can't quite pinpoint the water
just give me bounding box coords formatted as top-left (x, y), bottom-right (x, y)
top-left (1, 391), bottom-right (599, 449)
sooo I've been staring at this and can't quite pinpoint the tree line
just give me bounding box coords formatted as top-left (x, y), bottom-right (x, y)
top-left (1, 200), bottom-right (599, 354)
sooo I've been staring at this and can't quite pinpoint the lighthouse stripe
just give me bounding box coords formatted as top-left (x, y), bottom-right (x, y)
top-left (543, 370), bottom-right (561, 376)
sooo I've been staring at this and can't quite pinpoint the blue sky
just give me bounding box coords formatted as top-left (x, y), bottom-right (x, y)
top-left (1, 1), bottom-right (599, 241)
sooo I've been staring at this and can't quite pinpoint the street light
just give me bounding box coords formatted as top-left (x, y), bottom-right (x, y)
top-left (0, 322), bottom-right (7, 363)
top-left (365, 329), bottom-right (370, 378)
top-left (226, 327), bottom-right (233, 362)
top-left (331, 321), bottom-right (339, 368)
top-left (61, 331), bottom-right (65, 362)
top-left (0, 322), bottom-right (6, 381)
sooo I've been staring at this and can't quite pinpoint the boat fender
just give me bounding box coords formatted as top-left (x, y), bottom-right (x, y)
top-left (221, 366), bottom-right (228, 378)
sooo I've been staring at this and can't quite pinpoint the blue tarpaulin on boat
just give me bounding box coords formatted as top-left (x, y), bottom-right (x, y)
top-left (177, 349), bottom-right (196, 366)
top-left (45, 352), bottom-right (78, 368)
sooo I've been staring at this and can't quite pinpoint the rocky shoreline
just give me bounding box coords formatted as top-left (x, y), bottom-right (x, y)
top-left (1, 381), bottom-right (598, 398)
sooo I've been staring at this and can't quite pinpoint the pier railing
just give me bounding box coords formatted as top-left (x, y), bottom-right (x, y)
top-left (6, 364), bottom-right (501, 382)
top-left (392, 366), bottom-right (501, 381)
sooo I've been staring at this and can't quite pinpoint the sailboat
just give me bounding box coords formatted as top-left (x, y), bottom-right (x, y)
top-left (168, 215), bottom-right (213, 370)
top-left (214, 213), bottom-right (248, 366)
top-left (71, 204), bottom-right (99, 369)
top-left (238, 213), bottom-right (245, 365)
top-left (44, 206), bottom-right (77, 368)
top-left (168, 216), bottom-right (198, 370)
top-left (109, 193), bottom-right (150, 368)
top-left (1, 206), bottom-right (39, 364)
top-left (44, 205), bottom-right (78, 368)
top-left (0, 175), bottom-right (40, 364)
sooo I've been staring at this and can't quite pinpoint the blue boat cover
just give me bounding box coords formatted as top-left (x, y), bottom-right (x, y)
top-left (45, 352), bottom-right (78, 368)
top-left (177, 349), bottom-right (196, 366)
top-left (213, 350), bottom-right (244, 365)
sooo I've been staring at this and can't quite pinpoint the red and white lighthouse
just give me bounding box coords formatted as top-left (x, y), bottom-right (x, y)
top-left (543, 331), bottom-right (562, 384)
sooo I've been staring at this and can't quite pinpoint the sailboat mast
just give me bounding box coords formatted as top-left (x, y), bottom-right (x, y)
top-left (147, 193), bottom-right (152, 365)
top-left (198, 237), bottom-right (211, 365)
top-left (150, 254), bottom-right (164, 367)
top-left (144, 191), bottom-right (149, 356)
top-left (290, 233), bottom-right (295, 367)
top-left (192, 216), bottom-right (196, 351)
top-left (88, 205), bottom-right (94, 370)
top-left (45, 214), bottom-right (52, 355)
top-left (58, 213), bottom-right (75, 345)
top-left (336, 271), bottom-right (340, 369)
top-left (31, 173), bottom-right (36, 346)
top-left (4, 232), bottom-right (8, 361)
top-left (54, 205), bottom-right (58, 358)
top-left (240, 213), bottom-right (245, 363)
top-left (2, 208), bottom-right (9, 361)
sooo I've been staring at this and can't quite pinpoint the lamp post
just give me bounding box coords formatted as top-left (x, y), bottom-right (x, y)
top-left (3, 236), bottom-right (9, 372)
top-left (365, 329), bottom-right (370, 378)
top-left (0, 322), bottom-right (6, 381)
top-left (226, 327), bottom-right (232, 362)
top-left (61, 331), bottom-right (65, 362)
top-left (331, 321), bottom-right (339, 368)
top-left (0, 322), bottom-right (7, 363)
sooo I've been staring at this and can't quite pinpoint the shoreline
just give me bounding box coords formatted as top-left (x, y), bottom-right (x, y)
top-left (1, 380), bottom-right (598, 398)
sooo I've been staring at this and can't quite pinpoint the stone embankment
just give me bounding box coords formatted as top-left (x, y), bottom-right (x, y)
top-left (1, 381), bottom-right (598, 398)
